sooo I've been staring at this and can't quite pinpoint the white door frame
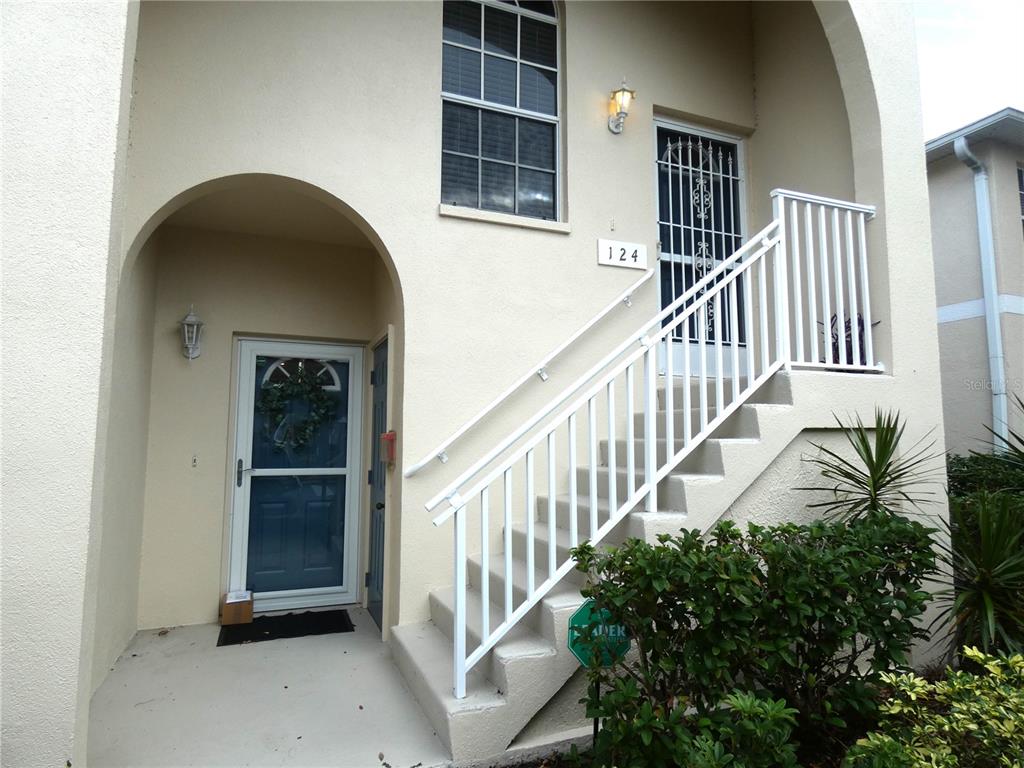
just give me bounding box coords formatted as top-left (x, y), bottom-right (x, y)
top-left (229, 338), bottom-right (364, 612)
top-left (652, 117), bottom-right (748, 377)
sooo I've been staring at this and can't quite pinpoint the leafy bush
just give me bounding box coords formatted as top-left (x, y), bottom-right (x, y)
top-left (572, 513), bottom-right (938, 765)
top-left (947, 453), bottom-right (1024, 498)
top-left (798, 409), bottom-right (941, 520)
top-left (843, 647), bottom-right (1024, 768)
top-left (933, 491), bottom-right (1024, 654)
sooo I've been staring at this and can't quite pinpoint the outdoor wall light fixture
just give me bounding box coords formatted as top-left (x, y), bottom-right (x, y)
top-left (180, 305), bottom-right (204, 360)
top-left (608, 79), bottom-right (636, 134)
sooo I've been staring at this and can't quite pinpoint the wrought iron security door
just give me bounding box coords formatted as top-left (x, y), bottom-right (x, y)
top-left (656, 124), bottom-right (746, 375)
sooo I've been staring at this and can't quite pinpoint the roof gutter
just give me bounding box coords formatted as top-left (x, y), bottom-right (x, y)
top-left (953, 136), bottom-right (1008, 449)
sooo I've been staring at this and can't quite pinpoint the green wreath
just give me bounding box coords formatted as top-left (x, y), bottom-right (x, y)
top-left (256, 365), bottom-right (336, 451)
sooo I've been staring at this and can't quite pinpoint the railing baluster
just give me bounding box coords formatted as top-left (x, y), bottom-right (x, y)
top-left (804, 202), bottom-right (819, 364)
top-left (857, 212), bottom-right (874, 366)
top-left (682, 333), bottom-right (692, 446)
top-left (818, 205), bottom-right (833, 365)
top-left (625, 364), bottom-right (636, 496)
top-left (831, 207), bottom-right (846, 366)
top-left (844, 210), bottom-right (860, 366)
top-left (758, 254), bottom-right (769, 373)
top-left (503, 468), bottom-right (513, 622)
top-left (744, 268), bottom-right (755, 385)
top-left (588, 397), bottom-right (598, 538)
top-left (729, 280), bottom-right (740, 399)
top-left (480, 487), bottom-right (489, 638)
top-left (714, 292), bottom-right (724, 414)
top-left (525, 450), bottom-right (535, 597)
top-left (789, 199), bottom-right (804, 363)
top-left (698, 304), bottom-right (709, 430)
top-left (664, 335), bottom-right (675, 459)
top-left (454, 505), bottom-right (467, 698)
top-left (643, 343), bottom-right (658, 513)
top-left (547, 432), bottom-right (557, 579)
top-left (606, 380), bottom-right (617, 513)
top-left (567, 414), bottom-right (578, 549)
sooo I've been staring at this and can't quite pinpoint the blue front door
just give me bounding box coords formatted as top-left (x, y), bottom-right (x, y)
top-left (232, 341), bottom-right (363, 610)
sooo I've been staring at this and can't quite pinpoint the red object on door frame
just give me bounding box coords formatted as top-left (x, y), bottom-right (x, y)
top-left (380, 431), bottom-right (397, 465)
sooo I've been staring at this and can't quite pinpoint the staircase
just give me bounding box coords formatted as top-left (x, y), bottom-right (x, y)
top-left (395, 190), bottom-right (881, 763)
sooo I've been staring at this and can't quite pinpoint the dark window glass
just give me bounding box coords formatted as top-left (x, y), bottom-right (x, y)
top-left (517, 119), bottom-right (554, 169)
top-left (441, 154), bottom-right (479, 207)
top-left (481, 161), bottom-right (516, 212)
top-left (443, 1), bottom-right (481, 47)
top-left (520, 18), bottom-right (556, 68)
top-left (519, 64), bottom-right (556, 115)
top-left (442, 102), bottom-right (479, 154)
top-left (484, 6), bottom-right (518, 57)
top-left (518, 1), bottom-right (556, 17)
top-left (442, 44), bottom-right (481, 98)
top-left (481, 111), bottom-right (516, 161)
top-left (518, 168), bottom-right (555, 219)
top-left (484, 55), bottom-right (517, 106)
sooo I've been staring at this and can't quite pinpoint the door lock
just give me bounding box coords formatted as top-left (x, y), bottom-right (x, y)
top-left (236, 459), bottom-right (254, 487)
top-left (375, 502), bottom-right (385, 510)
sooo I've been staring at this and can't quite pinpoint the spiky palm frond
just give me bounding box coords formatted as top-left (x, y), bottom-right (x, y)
top-left (797, 409), bottom-right (942, 521)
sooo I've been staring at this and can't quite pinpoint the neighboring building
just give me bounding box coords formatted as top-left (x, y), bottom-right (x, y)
top-left (4, 2), bottom-right (946, 766)
top-left (927, 108), bottom-right (1024, 456)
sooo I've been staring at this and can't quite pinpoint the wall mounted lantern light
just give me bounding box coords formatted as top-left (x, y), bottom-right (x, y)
top-left (608, 79), bottom-right (636, 134)
top-left (180, 305), bottom-right (204, 360)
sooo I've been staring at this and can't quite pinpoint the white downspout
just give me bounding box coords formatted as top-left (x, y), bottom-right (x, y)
top-left (954, 136), bottom-right (1008, 448)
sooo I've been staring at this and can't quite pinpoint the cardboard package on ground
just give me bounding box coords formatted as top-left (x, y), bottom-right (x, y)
top-left (220, 590), bottom-right (253, 625)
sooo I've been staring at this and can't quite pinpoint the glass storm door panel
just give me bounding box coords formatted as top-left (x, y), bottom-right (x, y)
top-left (231, 341), bottom-right (363, 610)
top-left (367, 339), bottom-right (388, 630)
top-left (656, 125), bottom-right (746, 376)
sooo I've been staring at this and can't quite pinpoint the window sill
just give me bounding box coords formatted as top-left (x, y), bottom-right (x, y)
top-left (438, 204), bottom-right (571, 234)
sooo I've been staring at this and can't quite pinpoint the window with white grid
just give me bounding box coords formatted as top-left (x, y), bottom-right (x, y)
top-left (441, 1), bottom-right (559, 221)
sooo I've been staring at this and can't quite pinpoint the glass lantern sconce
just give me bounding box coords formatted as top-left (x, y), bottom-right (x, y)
top-left (180, 305), bottom-right (204, 360)
top-left (608, 79), bottom-right (636, 134)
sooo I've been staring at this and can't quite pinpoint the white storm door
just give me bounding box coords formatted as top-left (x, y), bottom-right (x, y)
top-left (229, 340), bottom-right (363, 612)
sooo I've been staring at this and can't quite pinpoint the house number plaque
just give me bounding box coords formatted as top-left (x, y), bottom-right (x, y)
top-left (597, 239), bottom-right (648, 271)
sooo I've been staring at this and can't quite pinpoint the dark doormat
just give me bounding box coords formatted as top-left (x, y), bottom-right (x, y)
top-left (217, 609), bottom-right (355, 647)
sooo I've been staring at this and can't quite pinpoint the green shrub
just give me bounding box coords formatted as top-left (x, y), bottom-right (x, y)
top-left (843, 647), bottom-right (1024, 768)
top-left (573, 513), bottom-right (937, 765)
top-left (947, 453), bottom-right (1024, 498)
top-left (933, 491), bottom-right (1024, 654)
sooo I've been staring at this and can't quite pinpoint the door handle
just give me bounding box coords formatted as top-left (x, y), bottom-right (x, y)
top-left (375, 502), bottom-right (385, 510)
top-left (236, 459), bottom-right (253, 487)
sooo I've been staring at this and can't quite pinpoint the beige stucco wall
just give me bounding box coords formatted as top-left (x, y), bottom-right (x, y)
top-left (120, 0), bottom-right (866, 636)
top-left (89, 236), bottom-right (159, 685)
top-left (928, 138), bottom-right (1024, 453)
top-left (136, 225), bottom-right (397, 628)
top-left (1, 1), bottom-right (950, 761)
top-left (1, 2), bottom-right (136, 765)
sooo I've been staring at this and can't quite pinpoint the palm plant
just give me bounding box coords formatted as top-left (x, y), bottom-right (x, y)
top-left (798, 409), bottom-right (942, 521)
top-left (932, 491), bottom-right (1024, 655)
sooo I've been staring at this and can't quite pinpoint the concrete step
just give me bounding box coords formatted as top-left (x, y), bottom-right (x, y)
top-left (656, 376), bottom-right (750, 409)
top-left (572, 461), bottom-right (723, 512)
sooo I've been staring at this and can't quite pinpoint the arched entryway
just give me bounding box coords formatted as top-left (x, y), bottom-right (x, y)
top-left (96, 175), bottom-right (405, 663)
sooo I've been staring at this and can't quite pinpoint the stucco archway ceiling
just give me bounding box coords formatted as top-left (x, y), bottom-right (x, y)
top-left (165, 185), bottom-right (374, 249)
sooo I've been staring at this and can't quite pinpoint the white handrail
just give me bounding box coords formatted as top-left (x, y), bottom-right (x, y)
top-left (403, 267), bottom-right (656, 478)
top-left (425, 220), bottom-right (781, 516)
top-left (770, 188), bottom-right (877, 218)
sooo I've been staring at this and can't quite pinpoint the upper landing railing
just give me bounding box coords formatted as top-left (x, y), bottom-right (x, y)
top-left (423, 189), bottom-right (879, 698)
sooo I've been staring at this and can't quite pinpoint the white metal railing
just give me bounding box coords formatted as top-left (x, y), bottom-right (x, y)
top-left (404, 267), bottom-right (655, 478)
top-left (432, 192), bottom-right (879, 698)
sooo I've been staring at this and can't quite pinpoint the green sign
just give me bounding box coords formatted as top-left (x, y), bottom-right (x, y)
top-left (568, 598), bottom-right (630, 668)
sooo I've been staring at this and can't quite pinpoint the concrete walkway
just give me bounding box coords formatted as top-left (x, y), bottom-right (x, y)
top-left (89, 608), bottom-right (450, 768)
